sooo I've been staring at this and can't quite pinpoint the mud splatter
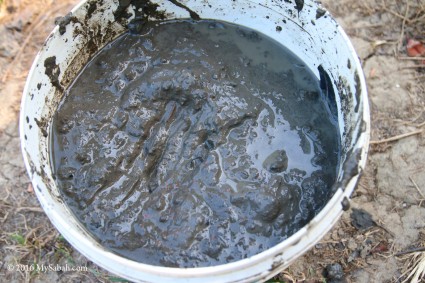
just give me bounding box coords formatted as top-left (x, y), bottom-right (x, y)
top-left (295, 0), bottom-right (304, 14)
top-left (54, 12), bottom-right (75, 35)
top-left (168, 0), bottom-right (201, 20)
top-left (113, 0), bottom-right (166, 26)
top-left (316, 7), bottom-right (326, 19)
top-left (44, 56), bottom-right (63, 92)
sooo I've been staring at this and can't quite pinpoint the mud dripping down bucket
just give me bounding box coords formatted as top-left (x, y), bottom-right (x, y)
top-left (20, 0), bottom-right (370, 282)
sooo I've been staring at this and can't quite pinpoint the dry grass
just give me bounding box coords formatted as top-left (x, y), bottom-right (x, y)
top-left (336, 0), bottom-right (425, 60)
top-left (399, 249), bottom-right (425, 282)
top-left (397, 234), bottom-right (425, 283)
top-left (354, 0), bottom-right (425, 29)
top-left (270, 212), bottom-right (396, 282)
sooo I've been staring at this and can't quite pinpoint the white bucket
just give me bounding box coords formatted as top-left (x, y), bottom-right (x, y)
top-left (20, 0), bottom-right (370, 282)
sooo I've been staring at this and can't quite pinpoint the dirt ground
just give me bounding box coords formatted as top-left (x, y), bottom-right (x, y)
top-left (0, 0), bottom-right (424, 282)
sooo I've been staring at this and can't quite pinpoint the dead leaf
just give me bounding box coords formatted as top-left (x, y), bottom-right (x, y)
top-left (372, 40), bottom-right (388, 49)
top-left (371, 242), bottom-right (389, 254)
top-left (407, 39), bottom-right (425, 57)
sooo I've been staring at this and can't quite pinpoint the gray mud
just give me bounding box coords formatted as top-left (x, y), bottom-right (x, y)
top-left (51, 20), bottom-right (340, 267)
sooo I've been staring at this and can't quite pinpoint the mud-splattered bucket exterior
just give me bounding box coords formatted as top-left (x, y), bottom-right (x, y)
top-left (20, 0), bottom-right (370, 282)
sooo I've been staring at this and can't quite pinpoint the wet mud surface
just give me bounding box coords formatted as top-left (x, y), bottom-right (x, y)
top-left (51, 20), bottom-right (340, 267)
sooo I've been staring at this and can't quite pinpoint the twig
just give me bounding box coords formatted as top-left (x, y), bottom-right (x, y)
top-left (408, 111), bottom-right (425, 125)
top-left (401, 66), bottom-right (425, 70)
top-left (398, 57), bottom-right (425, 61)
top-left (370, 130), bottom-right (423, 144)
top-left (1, 211), bottom-right (9, 224)
top-left (364, 229), bottom-right (382, 237)
top-left (374, 221), bottom-right (395, 237)
top-left (319, 239), bottom-right (349, 244)
top-left (409, 13), bottom-right (425, 24)
top-left (383, 7), bottom-right (409, 22)
top-left (393, 116), bottom-right (424, 126)
top-left (397, 2), bottom-right (409, 53)
top-left (410, 177), bottom-right (425, 199)
top-left (346, 24), bottom-right (385, 30)
top-left (396, 247), bottom-right (425, 257)
top-left (15, 207), bottom-right (44, 213)
top-left (25, 226), bottom-right (42, 242)
top-left (413, 195), bottom-right (425, 207)
top-left (35, 227), bottom-right (57, 247)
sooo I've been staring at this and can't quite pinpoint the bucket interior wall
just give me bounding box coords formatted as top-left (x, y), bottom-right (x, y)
top-left (20, 0), bottom-right (370, 282)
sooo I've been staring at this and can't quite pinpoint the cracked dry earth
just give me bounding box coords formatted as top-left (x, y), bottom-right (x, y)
top-left (1, 0), bottom-right (425, 282)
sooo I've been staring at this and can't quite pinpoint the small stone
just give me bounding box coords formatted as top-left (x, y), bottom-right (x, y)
top-left (347, 238), bottom-right (357, 251)
top-left (351, 208), bottom-right (375, 230)
top-left (331, 230), bottom-right (339, 241)
top-left (54, 13), bottom-right (73, 35)
top-left (347, 250), bottom-right (359, 263)
top-left (360, 244), bottom-right (371, 258)
top-left (325, 263), bottom-right (345, 282)
top-left (263, 149), bottom-right (288, 173)
top-left (337, 228), bottom-right (346, 238)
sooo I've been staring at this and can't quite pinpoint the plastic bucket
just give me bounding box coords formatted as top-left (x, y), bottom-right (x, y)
top-left (20, 0), bottom-right (370, 282)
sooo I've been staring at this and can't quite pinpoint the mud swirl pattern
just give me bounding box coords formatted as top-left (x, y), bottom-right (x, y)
top-left (51, 20), bottom-right (340, 267)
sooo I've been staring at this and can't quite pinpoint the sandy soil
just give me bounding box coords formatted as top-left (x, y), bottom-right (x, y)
top-left (0, 0), bottom-right (424, 282)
